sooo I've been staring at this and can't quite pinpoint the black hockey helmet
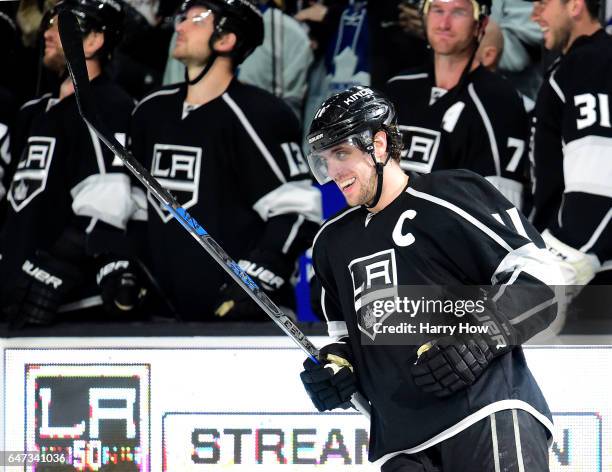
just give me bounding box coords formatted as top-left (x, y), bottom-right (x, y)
top-left (49, 0), bottom-right (125, 57)
top-left (422, 0), bottom-right (491, 21)
top-left (178, 0), bottom-right (264, 65)
top-left (306, 86), bottom-right (400, 185)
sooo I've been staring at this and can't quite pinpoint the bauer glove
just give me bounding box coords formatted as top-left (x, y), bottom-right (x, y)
top-left (96, 258), bottom-right (147, 316)
top-left (300, 340), bottom-right (358, 411)
top-left (213, 249), bottom-right (289, 321)
top-left (411, 309), bottom-right (515, 398)
top-left (3, 251), bottom-right (82, 327)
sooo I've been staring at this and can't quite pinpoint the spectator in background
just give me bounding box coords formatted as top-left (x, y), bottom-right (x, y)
top-left (490, 0), bottom-right (543, 99)
top-left (385, 0), bottom-right (531, 210)
top-left (132, 0), bottom-right (321, 321)
top-left (475, 18), bottom-right (503, 71)
top-left (239, 0), bottom-right (314, 119)
top-left (366, 0), bottom-right (429, 89)
top-left (529, 0), bottom-right (611, 294)
top-left (0, 0), bottom-right (147, 328)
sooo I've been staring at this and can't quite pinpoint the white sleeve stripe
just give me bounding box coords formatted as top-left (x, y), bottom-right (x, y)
top-left (312, 206), bottom-right (361, 248)
top-left (132, 88), bottom-right (180, 115)
top-left (580, 208), bottom-right (612, 252)
top-left (508, 297), bottom-right (557, 326)
top-left (468, 83), bottom-right (501, 176)
top-left (222, 94), bottom-right (287, 184)
top-left (406, 187), bottom-right (513, 252)
top-left (321, 286), bottom-right (329, 322)
top-left (386, 73), bottom-right (429, 83)
top-left (282, 214), bottom-right (305, 254)
top-left (86, 124), bottom-right (106, 174)
top-left (507, 207), bottom-right (529, 239)
top-left (492, 213), bottom-right (504, 225)
top-left (548, 71), bottom-right (566, 103)
top-left (491, 267), bottom-right (522, 303)
top-left (328, 321), bottom-right (349, 340)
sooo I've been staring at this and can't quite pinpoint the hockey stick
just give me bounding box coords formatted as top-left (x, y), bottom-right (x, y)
top-left (57, 10), bottom-right (370, 418)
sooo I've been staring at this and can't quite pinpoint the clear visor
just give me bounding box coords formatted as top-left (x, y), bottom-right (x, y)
top-left (306, 136), bottom-right (370, 185)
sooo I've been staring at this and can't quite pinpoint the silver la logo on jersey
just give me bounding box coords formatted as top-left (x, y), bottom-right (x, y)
top-left (8, 136), bottom-right (56, 212)
top-left (148, 143), bottom-right (202, 223)
top-left (348, 248), bottom-right (399, 341)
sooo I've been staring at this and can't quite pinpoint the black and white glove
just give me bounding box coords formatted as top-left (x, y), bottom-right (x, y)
top-left (411, 311), bottom-right (515, 398)
top-left (3, 251), bottom-right (82, 327)
top-left (542, 229), bottom-right (601, 298)
top-left (300, 341), bottom-right (358, 412)
top-left (96, 258), bottom-right (147, 316)
top-left (213, 250), bottom-right (288, 320)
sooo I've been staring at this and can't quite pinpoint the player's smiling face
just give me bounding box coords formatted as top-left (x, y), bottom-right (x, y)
top-left (426, 0), bottom-right (478, 56)
top-left (325, 143), bottom-right (377, 207)
top-left (173, 6), bottom-right (215, 66)
top-left (537, 0), bottom-right (572, 52)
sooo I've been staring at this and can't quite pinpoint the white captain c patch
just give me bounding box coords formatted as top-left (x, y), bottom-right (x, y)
top-left (148, 143), bottom-right (201, 223)
top-left (8, 136), bottom-right (56, 212)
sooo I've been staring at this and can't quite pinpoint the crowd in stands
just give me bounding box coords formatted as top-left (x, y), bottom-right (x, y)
top-left (0, 0), bottom-right (610, 328)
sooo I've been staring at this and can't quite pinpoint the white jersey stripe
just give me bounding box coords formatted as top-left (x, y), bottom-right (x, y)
top-left (406, 187), bottom-right (513, 252)
top-left (313, 206), bottom-right (361, 248)
top-left (132, 87), bottom-right (180, 115)
top-left (86, 124), bottom-right (106, 174)
top-left (512, 409), bottom-right (526, 472)
top-left (19, 93), bottom-right (52, 111)
top-left (490, 413), bottom-right (502, 472)
top-left (282, 215), bottom-right (305, 254)
top-left (580, 208), bottom-right (612, 252)
top-left (548, 70), bottom-right (566, 103)
top-left (469, 83), bottom-right (501, 176)
top-left (222, 93), bottom-right (286, 184)
top-left (386, 73), bottom-right (429, 84)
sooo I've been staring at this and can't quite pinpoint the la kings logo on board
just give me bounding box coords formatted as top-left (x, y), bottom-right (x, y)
top-left (399, 126), bottom-right (440, 174)
top-left (8, 136), bottom-right (56, 212)
top-left (348, 249), bottom-right (398, 341)
top-left (149, 144), bottom-right (201, 223)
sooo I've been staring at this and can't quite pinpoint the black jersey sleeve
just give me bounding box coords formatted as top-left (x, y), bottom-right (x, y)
top-left (225, 89), bottom-right (322, 266)
top-left (312, 228), bottom-right (350, 341)
top-left (529, 66), bottom-right (565, 232)
top-left (413, 170), bottom-right (563, 343)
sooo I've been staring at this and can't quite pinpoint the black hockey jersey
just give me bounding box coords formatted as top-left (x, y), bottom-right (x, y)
top-left (0, 75), bottom-right (137, 302)
top-left (313, 170), bottom-right (560, 463)
top-left (530, 29), bottom-right (612, 271)
top-left (130, 79), bottom-right (322, 319)
top-left (385, 65), bottom-right (530, 210)
top-left (0, 85), bottom-right (17, 223)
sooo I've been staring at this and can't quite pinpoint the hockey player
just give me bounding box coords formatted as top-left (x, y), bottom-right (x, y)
top-left (0, 0), bottom-right (146, 327)
top-left (530, 0), bottom-right (611, 290)
top-left (385, 0), bottom-right (530, 210)
top-left (130, 0), bottom-right (321, 320)
top-left (300, 86), bottom-right (562, 470)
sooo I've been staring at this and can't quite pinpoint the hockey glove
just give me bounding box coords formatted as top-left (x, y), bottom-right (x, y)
top-left (213, 249), bottom-right (289, 321)
top-left (4, 251), bottom-right (82, 327)
top-left (96, 258), bottom-right (147, 316)
top-left (300, 340), bottom-right (358, 411)
top-left (542, 230), bottom-right (601, 297)
top-left (411, 311), bottom-right (515, 398)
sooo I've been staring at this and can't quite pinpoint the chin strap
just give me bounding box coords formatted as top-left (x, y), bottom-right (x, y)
top-left (365, 149), bottom-right (393, 209)
top-left (185, 52), bottom-right (217, 85)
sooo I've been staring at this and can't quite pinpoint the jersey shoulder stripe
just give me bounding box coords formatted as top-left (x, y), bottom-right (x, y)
top-left (312, 205), bottom-right (361, 249)
top-left (19, 93), bottom-right (53, 111)
top-left (132, 86), bottom-right (181, 115)
top-left (386, 72), bottom-right (429, 84)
